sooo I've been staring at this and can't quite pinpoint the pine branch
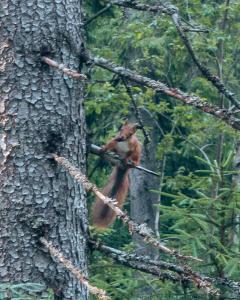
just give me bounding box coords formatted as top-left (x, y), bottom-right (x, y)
top-left (121, 78), bottom-right (151, 144)
top-left (53, 154), bottom-right (201, 263)
top-left (82, 52), bottom-right (240, 131)
top-left (89, 144), bottom-right (160, 177)
top-left (40, 238), bottom-right (110, 300)
top-left (84, 4), bottom-right (113, 26)
top-left (89, 240), bottom-right (218, 295)
top-left (109, 0), bottom-right (240, 108)
top-left (90, 239), bottom-right (240, 295)
top-left (41, 56), bottom-right (87, 80)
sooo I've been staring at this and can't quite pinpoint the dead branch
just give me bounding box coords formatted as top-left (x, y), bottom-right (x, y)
top-left (53, 154), bottom-right (201, 263)
top-left (40, 237), bottom-right (110, 300)
top-left (121, 78), bottom-right (151, 144)
top-left (41, 56), bottom-right (87, 80)
top-left (90, 239), bottom-right (240, 296)
top-left (90, 240), bottom-right (187, 284)
top-left (89, 144), bottom-right (160, 177)
top-left (89, 240), bottom-right (216, 294)
top-left (110, 0), bottom-right (240, 108)
top-left (82, 52), bottom-right (240, 131)
top-left (84, 4), bottom-right (113, 26)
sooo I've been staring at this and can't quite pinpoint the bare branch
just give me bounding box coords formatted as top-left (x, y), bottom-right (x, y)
top-left (89, 240), bottom-right (219, 295)
top-left (53, 154), bottom-right (201, 263)
top-left (40, 238), bottom-right (110, 300)
top-left (84, 4), bottom-right (113, 26)
top-left (109, 0), bottom-right (240, 108)
top-left (41, 56), bottom-right (87, 80)
top-left (89, 144), bottom-right (160, 177)
top-left (121, 78), bottom-right (151, 144)
top-left (111, 0), bottom-right (177, 15)
top-left (82, 52), bottom-right (240, 130)
top-left (90, 239), bottom-right (240, 296)
top-left (171, 13), bottom-right (240, 109)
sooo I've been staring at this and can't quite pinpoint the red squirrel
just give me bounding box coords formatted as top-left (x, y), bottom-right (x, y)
top-left (92, 121), bottom-right (141, 228)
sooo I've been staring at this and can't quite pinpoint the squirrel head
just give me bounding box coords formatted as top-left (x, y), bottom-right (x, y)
top-left (115, 121), bottom-right (141, 141)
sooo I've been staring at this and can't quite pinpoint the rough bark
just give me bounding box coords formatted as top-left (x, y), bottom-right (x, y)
top-left (0, 1), bottom-right (88, 299)
top-left (129, 108), bottom-right (161, 258)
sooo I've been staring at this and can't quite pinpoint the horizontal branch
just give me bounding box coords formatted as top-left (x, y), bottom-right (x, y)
top-left (90, 239), bottom-right (240, 296)
top-left (40, 238), bottom-right (110, 300)
top-left (110, 0), bottom-right (240, 108)
top-left (41, 56), bottom-right (87, 80)
top-left (111, 0), bottom-right (177, 15)
top-left (82, 52), bottom-right (240, 130)
top-left (89, 144), bottom-right (160, 177)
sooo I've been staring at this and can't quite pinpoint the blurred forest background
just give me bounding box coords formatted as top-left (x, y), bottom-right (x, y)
top-left (1, 0), bottom-right (240, 299)
top-left (85, 0), bottom-right (240, 299)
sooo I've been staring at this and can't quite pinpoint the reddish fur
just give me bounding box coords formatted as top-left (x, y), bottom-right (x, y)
top-left (92, 122), bottom-right (141, 228)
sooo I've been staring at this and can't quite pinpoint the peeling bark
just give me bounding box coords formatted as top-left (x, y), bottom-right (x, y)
top-left (0, 1), bottom-right (88, 299)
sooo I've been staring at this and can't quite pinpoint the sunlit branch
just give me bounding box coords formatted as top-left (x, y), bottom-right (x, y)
top-left (40, 238), bottom-right (110, 300)
top-left (41, 56), bottom-right (87, 80)
top-left (53, 154), bottom-right (202, 263)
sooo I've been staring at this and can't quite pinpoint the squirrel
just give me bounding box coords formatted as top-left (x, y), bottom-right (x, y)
top-left (92, 121), bottom-right (142, 228)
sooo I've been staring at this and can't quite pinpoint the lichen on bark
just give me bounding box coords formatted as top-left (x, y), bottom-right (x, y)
top-left (0, 1), bottom-right (88, 299)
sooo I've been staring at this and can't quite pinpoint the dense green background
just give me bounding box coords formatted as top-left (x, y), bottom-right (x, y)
top-left (85, 1), bottom-right (240, 299)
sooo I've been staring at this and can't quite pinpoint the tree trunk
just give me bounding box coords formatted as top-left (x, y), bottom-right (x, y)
top-left (129, 108), bottom-right (161, 258)
top-left (232, 142), bottom-right (240, 247)
top-left (0, 1), bottom-right (88, 299)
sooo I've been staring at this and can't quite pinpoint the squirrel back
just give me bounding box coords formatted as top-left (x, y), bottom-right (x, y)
top-left (92, 122), bottom-right (141, 228)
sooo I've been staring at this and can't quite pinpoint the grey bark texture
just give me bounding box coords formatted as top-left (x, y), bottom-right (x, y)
top-left (233, 142), bottom-right (240, 247)
top-left (129, 108), bottom-right (161, 258)
top-left (0, 1), bottom-right (88, 299)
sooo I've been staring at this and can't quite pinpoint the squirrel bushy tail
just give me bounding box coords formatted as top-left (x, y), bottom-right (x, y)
top-left (92, 166), bottom-right (129, 228)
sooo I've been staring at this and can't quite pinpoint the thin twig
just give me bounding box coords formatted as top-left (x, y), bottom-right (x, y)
top-left (40, 237), bottom-right (110, 300)
top-left (84, 4), bottom-right (113, 26)
top-left (89, 144), bottom-right (160, 177)
top-left (109, 0), bottom-right (240, 108)
top-left (53, 154), bottom-right (202, 263)
top-left (41, 56), bottom-right (87, 80)
top-left (122, 78), bottom-right (151, 144)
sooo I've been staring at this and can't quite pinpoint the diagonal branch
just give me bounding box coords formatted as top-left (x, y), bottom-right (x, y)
top-left (171, 13), bottom-right (240, 109)
top-left (82, 52), bottom-right (240, 130)
top-left (40, 238), bottom-right (110, 300)
top-left (121, 78), bottom-right (151, 144)
top-left (90, 239), bottom-right (240, 295)
top-left (53, 154), bottom-right (202, 263)
top-left (90, 240), bottom-right (189, 285)
top-left (84, 4), bottom-right (113, 26)
top-left (109, 0), bottom-right (240, 108)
